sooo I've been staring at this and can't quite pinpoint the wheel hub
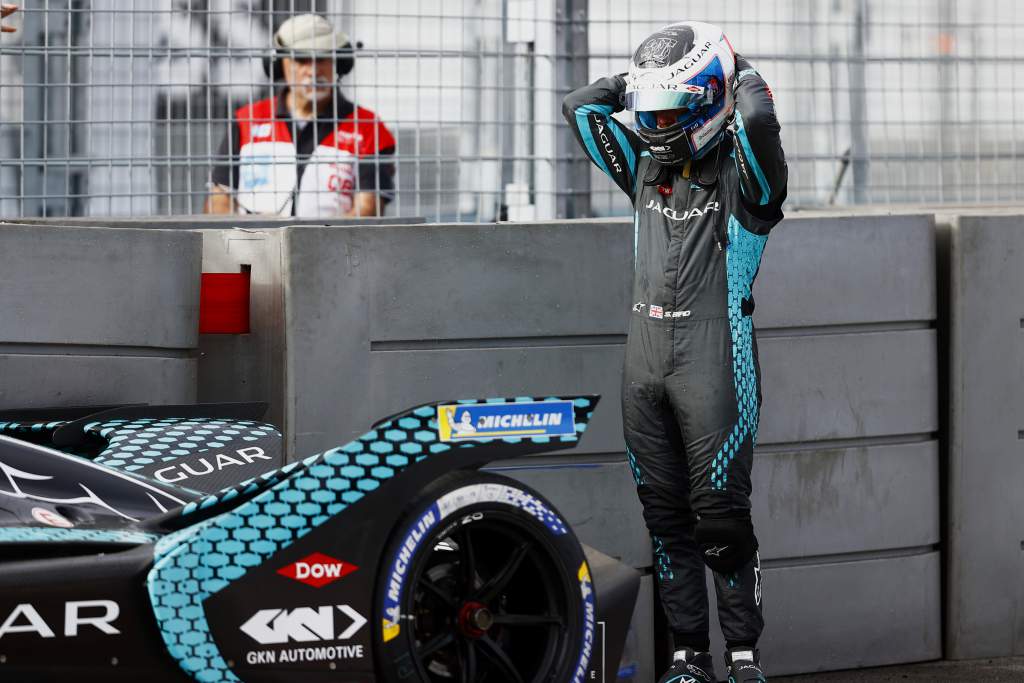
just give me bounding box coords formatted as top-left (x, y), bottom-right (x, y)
top-left (457, 601), bottom-right (492, 638)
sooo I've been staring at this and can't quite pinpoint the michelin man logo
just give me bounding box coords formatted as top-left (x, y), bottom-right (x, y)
top-left (444, 407), bottom-right (477, 437)
top-left (637, 37), bottom-right (678, 68)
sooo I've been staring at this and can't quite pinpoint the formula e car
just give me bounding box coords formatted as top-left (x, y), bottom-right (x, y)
top-left (0, 396), bottom-right (638, 682)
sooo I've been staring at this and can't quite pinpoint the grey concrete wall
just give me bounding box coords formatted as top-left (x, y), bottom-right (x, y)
top-left (277, 214), bottom-right (941, 676)
top-left (0, 355), bottom-right (196, 408)
top-left (282, 220), bottom-right (631, 458)
top-left (945, 214), bottom-right (1024, 659)
top-left (0, 224), bottom-right (201, 409)
top-left (198, 229), bottom-right (286, 427)
top-left (710, 552), bottom-right (942, 672)
top-left (739, 214), bottom-right (941, 674)
top-left (192, 218), bottom-right (426, 429)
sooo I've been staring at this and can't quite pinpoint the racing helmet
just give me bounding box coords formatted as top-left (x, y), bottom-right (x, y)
top-left (625, 21), bottom-right (736, 165)
top-left (263, 14), bottom-right (357, 82)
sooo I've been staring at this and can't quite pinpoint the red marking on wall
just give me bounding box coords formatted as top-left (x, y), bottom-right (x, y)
top-left (199, 271), bottom-right (251, 334)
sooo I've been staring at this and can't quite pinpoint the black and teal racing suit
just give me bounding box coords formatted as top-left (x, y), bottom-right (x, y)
top-left (562, 57), bottom-right (787, 650)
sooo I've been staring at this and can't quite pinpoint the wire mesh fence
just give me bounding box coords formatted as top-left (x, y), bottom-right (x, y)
top-left (0, 0), bottom-right (1022, 221)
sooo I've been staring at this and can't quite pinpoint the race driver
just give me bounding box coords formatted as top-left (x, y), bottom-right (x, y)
top-left (206, 13), bottom-right (395, 217)
top-left (563, 21), bottom-right (786, 683)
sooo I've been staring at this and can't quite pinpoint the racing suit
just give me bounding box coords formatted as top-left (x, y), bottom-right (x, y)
top-left (562, 56), bottom-right (786, 649)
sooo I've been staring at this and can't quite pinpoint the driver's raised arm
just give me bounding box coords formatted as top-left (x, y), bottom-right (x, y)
top-left (729, 54), bottom-right (788, 224)
top-left (562, 75), bottom-right (645, 203)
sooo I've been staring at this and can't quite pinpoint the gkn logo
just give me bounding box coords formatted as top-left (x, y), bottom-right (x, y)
top-left (645, 199), bottom-right (720, 222)
top-left (277, 552), bottom-right (358, 588)
top-left (241, 605), bottom-right (367, 645)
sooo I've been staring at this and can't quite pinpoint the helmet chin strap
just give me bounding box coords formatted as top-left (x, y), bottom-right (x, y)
top-left (642, 160), bottom-right (676, 186)
top-left (642, 139), bottom-right (725, 187)
top-left (697, 140), bottom-right (725, 184)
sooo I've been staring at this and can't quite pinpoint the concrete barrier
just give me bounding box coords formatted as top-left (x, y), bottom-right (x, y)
top-left (198, 228), bottom-right (286, 427)
top-left (0, 224), bottom-right (200, 408)
top-left (280, 220), bottom-right (632, 456)
top-left (738, 213), bottom-right (940, 674)
top-left (192, 218), bottom-right (427, 428)
top-left (945, 213), bottom-right (1024, 659)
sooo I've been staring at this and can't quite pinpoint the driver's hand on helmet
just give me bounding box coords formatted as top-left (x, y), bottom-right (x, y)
top-left (733, 53), bottom-right (753, 87)
top-left (612, 72), bottom-right (629, 108)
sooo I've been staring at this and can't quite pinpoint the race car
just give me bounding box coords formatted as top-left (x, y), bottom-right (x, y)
top-left (0, 396), bottom-right (639, 682)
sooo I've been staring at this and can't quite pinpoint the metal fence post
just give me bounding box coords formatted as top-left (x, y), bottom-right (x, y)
top-left (937, 0), bottom-right (955, 203)
top-left (848, 0), bottom-right (870, 204)
top-left (20, 0), bottom-right (81, 217)
top-left (20, 0), bottom-right (45, 216)
top-left (554, 0), bottom-right (589, 219)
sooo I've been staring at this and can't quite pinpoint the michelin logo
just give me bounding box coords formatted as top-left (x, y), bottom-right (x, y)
top-left (437, 401), bottom-right (576, 442)
top-left (382, 504), bottom-right (439, 643)
top-left (572, 562), bottom-right (596, 683)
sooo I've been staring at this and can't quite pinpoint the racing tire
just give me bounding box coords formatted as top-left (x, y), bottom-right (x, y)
top-left (374, 471), bottom-right (595, 683)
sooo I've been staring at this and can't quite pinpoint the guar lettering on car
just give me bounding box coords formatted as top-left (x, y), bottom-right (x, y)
top-left (0, 600), bottom-right (120, 638)
top-left (154, 446), bottom-right (270, 483)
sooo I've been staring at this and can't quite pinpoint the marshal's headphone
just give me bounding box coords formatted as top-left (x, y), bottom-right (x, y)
top-left (261, 14), bottom-right (361, 83)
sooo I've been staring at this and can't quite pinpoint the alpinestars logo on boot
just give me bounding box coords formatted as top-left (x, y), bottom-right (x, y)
top-left (278, 552), bottom-right (358, 588)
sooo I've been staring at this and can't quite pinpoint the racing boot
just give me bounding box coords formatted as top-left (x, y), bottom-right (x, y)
top-left (657, 647), bottom-right (716, 683)
top-left (725, 648), bottom-right (766, 682)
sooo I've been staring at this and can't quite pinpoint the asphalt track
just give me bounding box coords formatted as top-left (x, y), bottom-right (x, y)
top-left (774, 656), bottom-right (1024, 681)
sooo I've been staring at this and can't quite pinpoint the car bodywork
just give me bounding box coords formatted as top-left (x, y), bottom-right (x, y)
top-left (0, 397), bottom-right (638, 682)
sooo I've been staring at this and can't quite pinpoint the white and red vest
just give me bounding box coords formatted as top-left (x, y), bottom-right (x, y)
top-left (234, 97), bottom-right (395, 217)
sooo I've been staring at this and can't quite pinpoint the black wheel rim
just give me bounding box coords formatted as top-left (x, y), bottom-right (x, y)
top-left (402, 510), bottom-right (577, 682)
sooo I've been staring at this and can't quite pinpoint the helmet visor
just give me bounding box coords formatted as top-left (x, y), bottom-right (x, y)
top-left (636, 109), bottom-right (702, 130)
top-left (623, 85), bottom-right (711, 114)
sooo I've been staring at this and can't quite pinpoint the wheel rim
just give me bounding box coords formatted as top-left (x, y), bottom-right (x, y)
top-left (402, 512), bottom-right (577, 682)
